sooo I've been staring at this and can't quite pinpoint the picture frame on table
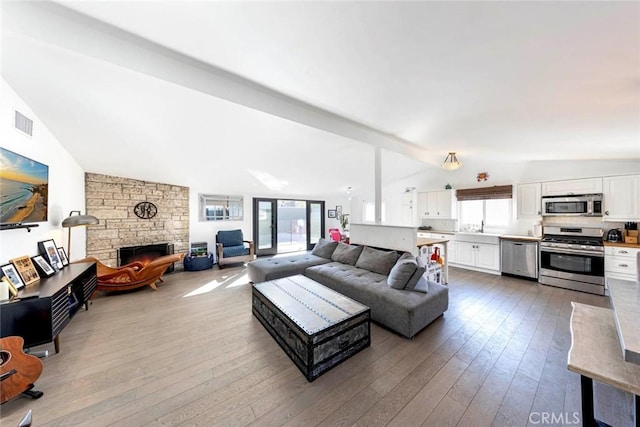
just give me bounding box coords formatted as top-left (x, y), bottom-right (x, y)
top-left (38, 239), bottom-right (63, 270)
top-left (57, 247), bottom-right (69, 267)
top-left (1, 276), bottom-right (18, 299)
top-left (328, 209), bottom-right (337, 218)
top-left (1, 263), bottom-right (25, 290)
top-left (32, 255), bottom-right (55, 277)
top-left (10, 255), bottom-right (40, 286)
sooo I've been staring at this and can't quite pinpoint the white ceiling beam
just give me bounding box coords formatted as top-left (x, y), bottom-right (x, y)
top-left (2, 1), bottom-right (431, 162)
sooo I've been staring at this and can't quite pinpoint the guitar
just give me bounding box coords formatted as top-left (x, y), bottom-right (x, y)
top-left (0, 336), bottom-right (43, 404)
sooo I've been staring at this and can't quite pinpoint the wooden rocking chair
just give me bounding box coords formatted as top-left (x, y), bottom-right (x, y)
top-left (76, 253), bottom-right (184, 293)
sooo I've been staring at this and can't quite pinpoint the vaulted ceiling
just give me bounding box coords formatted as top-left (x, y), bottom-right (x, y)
top-left (2, 1), bottom-right (639, 197)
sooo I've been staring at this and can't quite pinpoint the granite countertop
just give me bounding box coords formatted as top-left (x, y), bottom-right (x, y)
top-left (607, 279), bottom-right (640, 365)
top-left (499, 234), bottom-right (541, 242)
top-left (567, 302), bottom-right (640, 395)
top-left (418, 231), bottom-right (542, 242)
top-left (604, 241), bottom-right (640, 249)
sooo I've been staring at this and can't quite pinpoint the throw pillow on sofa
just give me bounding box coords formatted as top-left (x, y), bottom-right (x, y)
top-left (387, 252), bottom-right (417, 289)
top-left (406, 276), bottom-right (430, 293)
top-left (404, 255), bottom-right (427, 291)
top-left (311, 238), bottom-right (339, 259)
top-left (355, 246), bottom-right (398, 276)
top-left (331, 242), bottom-right (363, 266)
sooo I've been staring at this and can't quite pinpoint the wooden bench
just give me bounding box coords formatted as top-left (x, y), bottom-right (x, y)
top-left (568, 302), bottom-right (640, 427)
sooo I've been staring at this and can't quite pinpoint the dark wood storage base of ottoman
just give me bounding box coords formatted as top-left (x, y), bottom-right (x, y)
top-left (252, 275), bottom-right (370, 382)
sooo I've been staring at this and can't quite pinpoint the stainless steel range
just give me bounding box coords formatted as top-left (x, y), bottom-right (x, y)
top-left (539, 225), bottom-right (605, 295)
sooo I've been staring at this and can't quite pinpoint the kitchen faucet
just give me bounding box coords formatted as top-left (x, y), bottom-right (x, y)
top-left (480, 220), bottom-right (484, 233)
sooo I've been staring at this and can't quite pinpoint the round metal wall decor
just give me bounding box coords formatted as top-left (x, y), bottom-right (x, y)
top-left (134, 201), bottom-right (158, 219)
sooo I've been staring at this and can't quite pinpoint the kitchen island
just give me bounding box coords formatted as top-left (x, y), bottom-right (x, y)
top-left (607, 278), bottom-right (640, 364)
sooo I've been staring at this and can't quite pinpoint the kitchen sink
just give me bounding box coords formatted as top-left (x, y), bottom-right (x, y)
top-left (455, 232), bottom-right (501, 244)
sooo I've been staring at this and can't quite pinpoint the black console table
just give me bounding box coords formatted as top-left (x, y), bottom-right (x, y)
top-left (0, 262), bottom-right (97, 353)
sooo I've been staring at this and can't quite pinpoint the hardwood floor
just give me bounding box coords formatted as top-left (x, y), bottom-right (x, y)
top-left (0, 265), bottom-right (634, 426)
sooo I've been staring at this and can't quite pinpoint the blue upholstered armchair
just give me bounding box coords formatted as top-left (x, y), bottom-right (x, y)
top-left (215, 229), bottom-right (255, 267)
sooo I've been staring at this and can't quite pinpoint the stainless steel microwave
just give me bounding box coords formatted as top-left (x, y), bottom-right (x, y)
top-left (541, 193), bottom-right (603, 217)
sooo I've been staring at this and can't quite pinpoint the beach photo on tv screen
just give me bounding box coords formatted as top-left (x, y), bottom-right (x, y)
top-left (0, 147), bottom-right (49, 225)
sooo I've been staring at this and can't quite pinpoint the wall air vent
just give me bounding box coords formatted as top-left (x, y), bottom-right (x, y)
top-left (15, 110), bottom-right (33, 136)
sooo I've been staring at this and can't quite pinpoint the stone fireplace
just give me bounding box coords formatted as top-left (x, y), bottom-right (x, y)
top-left (85, 173), bottom-right (189, 268)
top-left (118, 243), bottom-right (175, 273)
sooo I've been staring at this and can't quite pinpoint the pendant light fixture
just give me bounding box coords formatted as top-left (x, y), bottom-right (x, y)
top-left (441, 152), bottom-right (462, 170)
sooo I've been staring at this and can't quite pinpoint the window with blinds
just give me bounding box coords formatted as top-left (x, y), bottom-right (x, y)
top-left (456, 185), bottom-right (513, 201)
top-left (456, 185), bottom-right (513, 231)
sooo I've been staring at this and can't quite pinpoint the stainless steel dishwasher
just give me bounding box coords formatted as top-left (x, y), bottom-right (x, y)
top-left (500, 238), bottom-right (539, 280)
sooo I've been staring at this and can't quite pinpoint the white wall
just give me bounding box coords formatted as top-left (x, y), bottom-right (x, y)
top-left (350, 223), bottom-right (417, 254)
top-left (188, 189), bottom-right (253, 258)
top-left (188, 187), bottom-right (351, 257)
top-left (0, 79), bottom-right (86, 262)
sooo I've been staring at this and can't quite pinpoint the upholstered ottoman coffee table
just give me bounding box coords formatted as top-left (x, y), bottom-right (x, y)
top-left (252, 274), bottom-right (370, 381)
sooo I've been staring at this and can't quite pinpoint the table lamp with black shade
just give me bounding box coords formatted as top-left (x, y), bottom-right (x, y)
top-left (61, 210), bottom-right (99, 260)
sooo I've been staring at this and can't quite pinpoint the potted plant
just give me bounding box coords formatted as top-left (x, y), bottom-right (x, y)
top-left (338, 213), bottom-right (349, 232)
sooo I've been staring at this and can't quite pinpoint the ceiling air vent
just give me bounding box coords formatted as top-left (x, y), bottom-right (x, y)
top-left (15, 110), bottom-right (33, 136)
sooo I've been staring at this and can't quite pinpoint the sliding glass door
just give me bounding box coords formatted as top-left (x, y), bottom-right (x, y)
top-left (254, 198), bottom-right (277, 256)
top-left (277, 200), bottom-right (307, 253)
top-left (307, 201), bottom-right (324, 250)
top-left (253, 198), bottom-right (324, 256)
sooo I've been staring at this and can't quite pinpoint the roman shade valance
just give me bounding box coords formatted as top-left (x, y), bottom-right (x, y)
top-left (456, 185), bottom-right (513, 201)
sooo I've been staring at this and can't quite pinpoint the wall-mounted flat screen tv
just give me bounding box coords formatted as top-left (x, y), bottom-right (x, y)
top-left (0, 147), bottom-right (49, 225)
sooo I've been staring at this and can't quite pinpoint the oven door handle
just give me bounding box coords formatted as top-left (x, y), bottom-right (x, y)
top-left (540, 246), bottom-right (604, 257)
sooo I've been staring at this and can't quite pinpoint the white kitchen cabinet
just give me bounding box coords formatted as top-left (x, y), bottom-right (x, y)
top-left (603, 175), bottom-right (640, 221)
top-left (541, 178), bottom-right (602, 196)
top-left (605, 246), bottom-right (639, 284)
top-left (417, 231), bottom-right (454, 240)
top-left (417, 231), bottom-right (456, 264)
top-left (426, 192), bottom-right (439, 216)
top-left (517, 182), bottom-right (541, 218)
top-left (417, 192), bottom-right (428, 218)
top-left (453, 241), bottom-right (500, 273)
top-left (455, 242), bottom-right (475, 266)
top-left (430, 232), bottom-right (455, 241)
top-left (476, 244), bottom-right (500, 270)
top-left (419, 189), bottom-right (457, 218)
top-left (400, 191), bottom-right (417, 226)
top-left (431, 232), bottom-right (456, 264)
top-left (447, 242), bottom-right (457, 264)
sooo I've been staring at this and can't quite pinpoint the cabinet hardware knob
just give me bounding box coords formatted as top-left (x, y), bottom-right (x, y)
top-left (604, 211), bottom-right (609, 215)
top-left (619, 264), bottom-right (629, 268)
top-left (620, 250), bottom-right (628, 254)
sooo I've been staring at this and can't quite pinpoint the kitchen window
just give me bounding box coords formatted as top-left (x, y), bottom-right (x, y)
top-left (456, 185), bottom-right (513, 232)
top-left (459, 199), bottom-right (511, 231)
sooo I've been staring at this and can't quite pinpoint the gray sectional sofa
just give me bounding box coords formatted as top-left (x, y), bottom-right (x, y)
top-left (247, 239), bottom-right (449, 338)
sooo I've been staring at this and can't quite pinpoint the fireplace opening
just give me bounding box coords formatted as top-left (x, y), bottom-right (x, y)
top-left (118, 243), bottom-right (175, 273)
